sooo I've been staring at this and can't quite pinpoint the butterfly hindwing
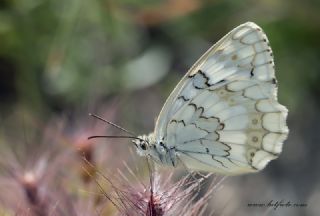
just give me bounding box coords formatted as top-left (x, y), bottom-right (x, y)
top-left (154, 22), bottom-right (288, 174)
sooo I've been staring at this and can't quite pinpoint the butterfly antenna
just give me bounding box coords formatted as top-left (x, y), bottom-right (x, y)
top-left (89, 113), bottom-right (136, 136)
top-left (88, 135), bottom-right (143, 141)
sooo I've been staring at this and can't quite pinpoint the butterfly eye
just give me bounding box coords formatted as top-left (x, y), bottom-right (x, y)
top-left (140, 143), bottom-right (147, 150)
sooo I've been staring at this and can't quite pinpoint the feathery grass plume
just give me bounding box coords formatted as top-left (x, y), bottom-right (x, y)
top-left (0, 112), bottom-right (100, 215)
top-left (0, 139), bottom-right (75, 216)
top-left (87, 158), bottom-right (225, 216)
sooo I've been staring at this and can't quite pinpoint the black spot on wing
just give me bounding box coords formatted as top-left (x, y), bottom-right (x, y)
top-left (217, 79), bottom-right (226, 84)
top-left (177, 95), bottom-right (189, 102)
top-left (250, 68), bottom-right (254, 77)
top-left (188, 103), bottom-right (204, 116)
top-left (190, 70), bottom-right (210, 89)
top-left (170, 119), bottom-right (186, 126)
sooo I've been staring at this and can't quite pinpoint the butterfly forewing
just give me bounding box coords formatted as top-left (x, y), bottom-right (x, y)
top-left (154, 22), bottom-right (288, 174)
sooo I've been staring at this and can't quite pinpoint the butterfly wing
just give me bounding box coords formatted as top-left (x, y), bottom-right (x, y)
top-left (154, 22), bottom-right (288, 175)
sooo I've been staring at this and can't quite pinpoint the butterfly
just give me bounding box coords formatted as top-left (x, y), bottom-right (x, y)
top-left (91, 22), bottom-right (289, 175)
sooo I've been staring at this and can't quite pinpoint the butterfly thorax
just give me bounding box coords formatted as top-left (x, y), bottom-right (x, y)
top-left (132, 133), bottom-right (178, 167)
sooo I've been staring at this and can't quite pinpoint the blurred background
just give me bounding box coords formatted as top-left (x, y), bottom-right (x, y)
top-left (0, 0), bottom-right (319, 215)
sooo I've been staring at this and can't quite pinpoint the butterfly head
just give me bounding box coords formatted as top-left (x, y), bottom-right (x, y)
top-left (132, 134), bottom-right (154, 156)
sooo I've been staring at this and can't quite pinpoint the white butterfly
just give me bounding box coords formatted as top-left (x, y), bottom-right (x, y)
top-left (132, 22), bottom-right (288, 175)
